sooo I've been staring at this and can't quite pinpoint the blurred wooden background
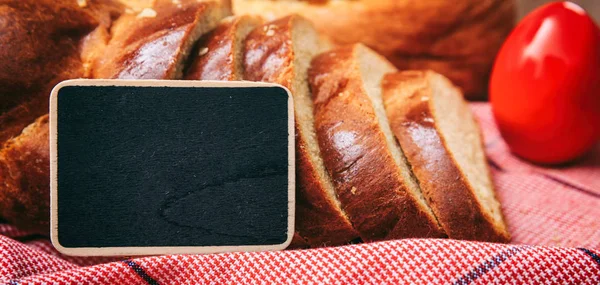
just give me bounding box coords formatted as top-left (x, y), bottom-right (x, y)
top-left (518, 0), bottom-right (600, 21)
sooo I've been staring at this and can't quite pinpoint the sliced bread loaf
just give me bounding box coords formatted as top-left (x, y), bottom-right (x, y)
top-left (93, 0), bottom-right (231, 79)
top-left (185, 15), bottom-right (261, 80)
top-left (0, 0), bottom-right (230, 235)
top-left (309, 44), bottom-right (445, 241)
top-left (244, 15), bottom-right (359, 246)
top-left (382, 70), bottom-right (510, 242)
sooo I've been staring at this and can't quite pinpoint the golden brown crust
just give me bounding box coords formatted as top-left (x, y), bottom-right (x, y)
top-left (287, 232), bottom-right (310, 249)
top-left (244, 15), bottom-right (359, 246)
top-left (80, 25), bottom-right (113, 78)
top-left (0, 115), bottom-right (50, 234)
top-left (0, 0), bottom-right (122, 113)
top-left (0, 0), bottom-right (122, 233)
top-left (309, 45), bottom-right (445, 241)
top-left (0, 94), bottom-right (48, 146)
top-left (233, 0), bottom-right (515, 98)
top-left (185, 16), bottom-right (261, 81)
top-left (93, 0), bottom-right (231, 79)
top-left (293, 133), bottom-right (360, 246)
top-left (382, 71), bottom-right (510, 243)
top-left (243, 16), bottom-right (295, 85)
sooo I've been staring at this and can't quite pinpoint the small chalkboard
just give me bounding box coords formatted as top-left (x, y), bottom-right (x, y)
top-left (49, 80), bottom-right (295, 256)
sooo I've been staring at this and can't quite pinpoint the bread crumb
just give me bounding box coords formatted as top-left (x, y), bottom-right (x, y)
top-left (264, 25), bottom-right (277, 36)
top-left (82, 62), bottom-right (91, 75)
top-left (421, 96), bottom-right (429, 101)
top-left (222, 16), bottom-right (236, 23)
top-left (265, 12), bottom-right (276, 20)
top-left (137, 8), bottom-right (157, 18)
top-left (351, 187), bottom-right (357, 195)
top-left (198, 47), bottom-right (209, 56)
top-left (77, 0), bottom-right (87, 8)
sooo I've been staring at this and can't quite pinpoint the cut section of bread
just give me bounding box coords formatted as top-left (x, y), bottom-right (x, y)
top-left (93, 0), bottom-right (231, 79)
top-left (382, 70), bottom-right (510, 242)
top-left (309, 44), bottom-right (445, 241)
top-left (244, 15), bottom-right (359, 246)
top-left (119, 0), bottom-right (155, 10)
top-left (185, 15), bottom-right (261, 81)
top-left (0, 115), bottom-right (50, 233)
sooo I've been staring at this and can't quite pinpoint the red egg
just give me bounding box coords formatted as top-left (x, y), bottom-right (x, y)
top-left (490, 1), bottom-right (600, 164)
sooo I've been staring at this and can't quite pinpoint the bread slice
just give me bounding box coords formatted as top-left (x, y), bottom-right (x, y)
top-left (309, 44), bottom-right (445, 241)
top-left (244, 15), bottom-right (359, 246)
top-left (382, 70), bottom-right (510, 242)
top-left (93, 0), bottom-right (231, 79)
top-left (185, 15), bottom-right (261, 80)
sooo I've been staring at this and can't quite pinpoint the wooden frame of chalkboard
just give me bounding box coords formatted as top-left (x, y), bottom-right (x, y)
top-left (49, 79), bottom-right (295, 256)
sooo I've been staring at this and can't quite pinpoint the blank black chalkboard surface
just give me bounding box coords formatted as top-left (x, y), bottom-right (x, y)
top-left (49, 80), bottom-right (295, 256)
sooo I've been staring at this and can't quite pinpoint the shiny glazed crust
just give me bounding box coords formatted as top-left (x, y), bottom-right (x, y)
top-left (244, 15), bottom-right (359, 246)
top-left (309, 44), bottom-right (445, 241)
top-left (0, 0), bottom-right (122, 112)
top-left (382, 71), bottom-right (510, 242)
top-left (232, 0), bottom-right (516, 98)
top-left (93, 0), bottom-right (231, 79)
top-left (0, 0), bottom-right (122, 145)
top-left (185, 15), bottom-right (262, 80)
top-left (0, 0), bottom-right (122, 234)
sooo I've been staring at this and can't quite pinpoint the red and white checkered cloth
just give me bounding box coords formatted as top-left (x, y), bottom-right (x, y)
top-left (1, 103), bottom-right (599, 284)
